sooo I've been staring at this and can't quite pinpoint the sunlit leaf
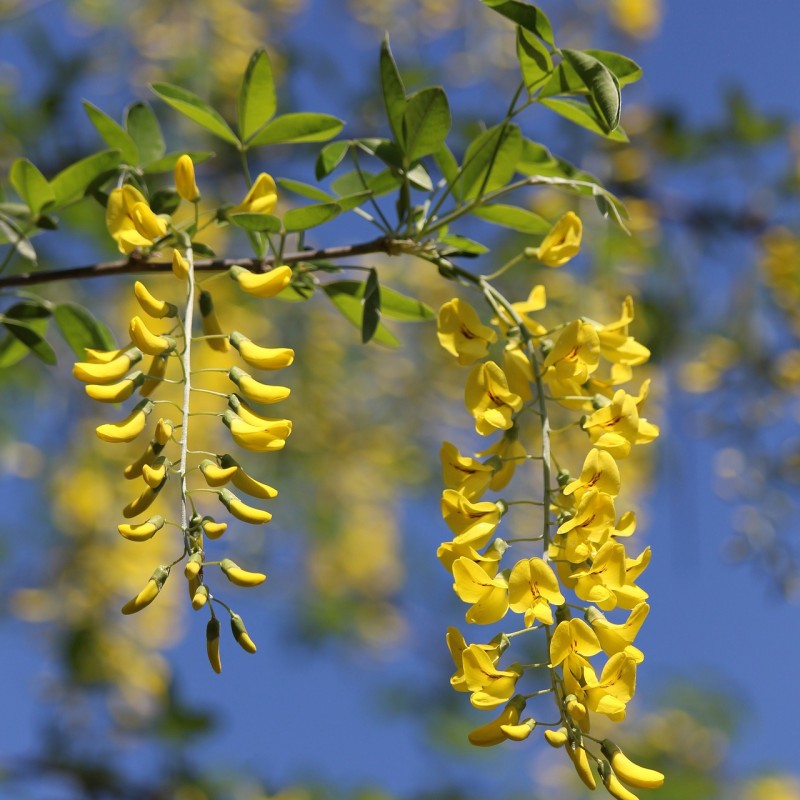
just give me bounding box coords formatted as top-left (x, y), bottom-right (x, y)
top-left (517, 27), bottom-right (553, 92)
top-left (125, 102), bottom-right (166, 165)
top-left (83, 101), bottom-right (139, 164)
top-left (238, 48), bottom-right (277, 142)
top-left (315, 140), bottom-right (350, 180)
top-left (482, 0), bottom-right (554, 46)
top-left (248, 113), bottom-right (344, 147)
top-left (561, 49), bottom-right (621, 132)
top-left (54, 303), bottom-right (115, 357)
top-left (228, 213), bottom-right (282, 233)
top-left (472, 203), bottom-right (550, 234)
top-left (9, 158), bottom-right (55, 215)
top-left (322, 280), bottom-right (401, 347)
top-left (540, 97), bottom-right (628, 141)
top-left (151, 83), bottom-right (240, 146)
top-left (51, 150), bottom-right (121, 207)
top-left (283, 203), bottom-right (341, 231)
top-left (459, 123), bottom-right (522, 199)
top-left (402, 87), bottom-right (451, 160)
top-left (380, 34), bottom-right (407, 145)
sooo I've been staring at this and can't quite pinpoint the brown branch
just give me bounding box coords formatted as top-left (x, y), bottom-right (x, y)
top-left (0, 236), bottom-right (400, 289)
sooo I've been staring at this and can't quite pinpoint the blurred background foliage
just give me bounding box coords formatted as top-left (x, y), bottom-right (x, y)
top-left (1, 0), bottom-right (799, 798)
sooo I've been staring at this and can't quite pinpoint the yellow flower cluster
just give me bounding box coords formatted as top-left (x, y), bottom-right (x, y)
top-left (435, 212), bottom-right (663, 797)
top-left (73, 156), bottom-right (291, 672)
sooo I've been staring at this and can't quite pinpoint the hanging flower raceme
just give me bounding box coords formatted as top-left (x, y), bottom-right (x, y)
top-left (435, 209), bottom-right (663, 797)
top-left (73, 161), bottom-right (293, 672)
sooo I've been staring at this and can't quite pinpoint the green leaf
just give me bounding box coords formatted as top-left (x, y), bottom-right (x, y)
top-left (322, 281), bottom-right (400, 348)
top-left (151, 83), bottom-right (240, 146)
top-left (439, 234), bottom-right (490, 256)
top-left (402, 87), bottom-right (451, 160)
top-left (50, 150), bottom-right (122, 207)
top-left (380, 34), bottom-right (407, 145)
top-left (330, 169), bottom-right (400, 198)
top-left (406, 162), bottom-right (433, 191)
top-left (277, 178), bottom-right (334, 203)
top-left (125, 102), bottom-right (166, 165)
top-left (334, 190), bottom-right (374, 211)
top-left (143, 150), bottom-right (214, 175)
top-left (238, 48), bottom-right (277, 142)
top-left (361, 268), bottom-right (381, 343)
top-left (283, 203), bottom-right (341, 232)
top-left (540, 97), bottom-right (628, 142)
top-left (585, 50), bottom-right (642, 87)
top-left (248, 113), bottom-right (344, 147)
top-left (83, 101), bottom-right (139, 164)
top-left (561, 49), bottom-right (620, 132)
top-left (434, 144), bottom-right (459, 187)
top-left (379, 286), bottom-right (435, 321)
top-left (315, 140), bottom-right (350, 180)
top-left (9, 158), bottom-right (55, 215)
top-left (482, 0), bottom-right (554, 46)
top-left (0, 217), bottom-right (36, 263)
top-left (472, 203), bottom-right (550, 234)
top-left (149, 188), bottom-right (181, 216)
top-left (228, 213), bottom-right (282, 233)
top-left (0, 302), bottom-right (50, 368)
top-left (458, 123), bottom-right (523, 199)
top-left (190, 242), bottom-right (217, 258)
top-left (516, 27), bottom-right (553, 92)
top-left (53, 302), bottom-right (115, 357)
top-left (1, 318), bottom-right (56, 365)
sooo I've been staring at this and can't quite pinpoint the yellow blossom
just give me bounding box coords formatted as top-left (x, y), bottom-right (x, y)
top-left (464, 361), bottom-right (523, 435)
top-left (508, 557), bottom-right (565, 626)
top-left (231, 172), bottom-right (278, 215)
top-left (437, 297), bottom-right (498, 365)
top-left (532, 211), bottom-right (582, 267)
top-left (174, 154), bottom-right (200, 202)
top-left (106, 185), bottom-right (168, 254)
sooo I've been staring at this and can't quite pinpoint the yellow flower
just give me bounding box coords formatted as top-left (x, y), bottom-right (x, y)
top-left (231, 172), bottom-right (278, 215)
top-left (563, 449), bottom-right (621, 499)
top-left (452, 556), bottom-right (509, 625)
top-left (583, 652), bottom-right (638, 721)
top-left (461, 644), bottom-right (521, 708)
top-left (437, 298), bottom-right (497, 365)
top-left (106, 185), bottom-right (167, 254)
top-left (508, 557), bottom-right (565, 626)
top-left (174, 154), bottom-right (200, 202)
top-left (440, 441), bottom-right (495, 501)
top-left (464, 361), bottom-right (523, 435)
top-left (586, 602), bottom-right (649, 663)
top-left (532, 211), bottom-right (582, 267)
top-left (441, 489), bottom-right (501, 548)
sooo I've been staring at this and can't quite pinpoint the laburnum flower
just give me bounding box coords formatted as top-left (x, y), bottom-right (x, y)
top-left (452, 556), bottom-right (509, 624)
top-left (556, 489), bottom-right (616, 562)
top-left (441, 489), bottom-right (502, 548)
top-left (494, 285), bottom-right (547, 337)
top-left (503, 343), bottom-right (533, 402)
top-left (465, 361), bottom-right (523, 435)
top-left (174, 154), bottom-right (200, 202)
top-left (479, 433), bottom-right (527, 491)
top-left (550, 618), bottom-right (602, 667)
top-left (562, 449), bottom-right (621, 500)
top-left (461, 643), bottom-right (522, 708)
top-left (106, 185), bottom-right (168, 254)
top-left (586, 602), bottom-right (649, 663)
top-left (467, 696), bottom-right (529, 746)
top-left (542, 320), bottom-right (601, 392)
top-left (437, 539), bottom-right (506, 576)
top-left (231, 172), bottom-right (278, 215)
top-left (595, 295), bottom-right (651, 384)
top-left (567, 540), bottom-right (628, 610)
top-left (508, 557), bottom-right (565, 626)
top-left (437, 298), bottom-right (498, 365)
top-left (582, 652), bottom-right (638, 721)
top-left (440, 441), bottom-right (495, 500)
top-left (446, 627), bottom-right (507, 693)
top-left (532, 210), bottom-right (582, 267)
top-left (582, 389), bottom-right (659, 458)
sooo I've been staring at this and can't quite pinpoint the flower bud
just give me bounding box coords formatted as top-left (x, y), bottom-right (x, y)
top-left (174, 154), bottom-right (200, 202)
top-left (230, 612), bottom-right (257, 653)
